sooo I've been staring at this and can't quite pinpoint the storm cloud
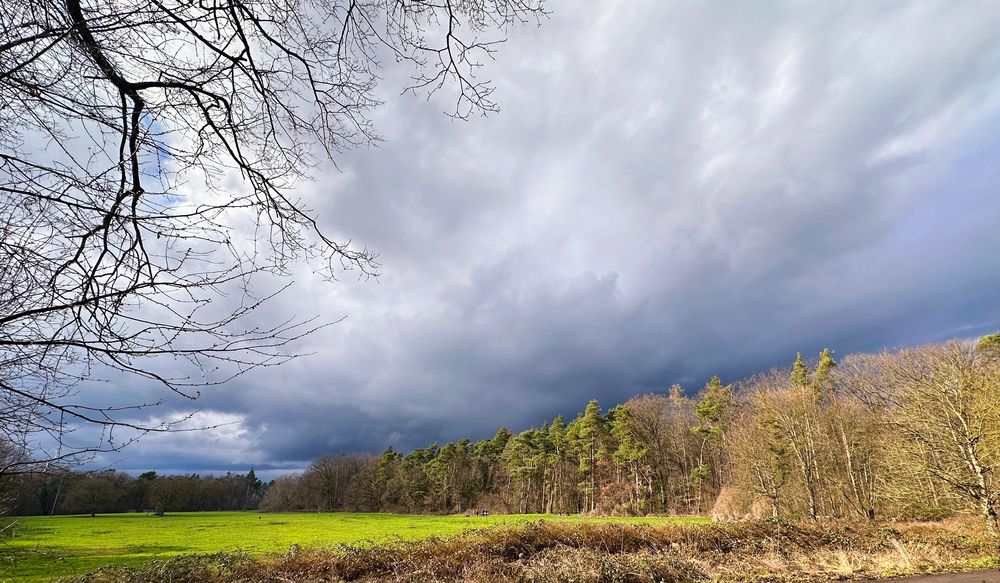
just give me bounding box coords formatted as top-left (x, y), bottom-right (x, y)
top-left (88, 0), bottom-right (1000, 478)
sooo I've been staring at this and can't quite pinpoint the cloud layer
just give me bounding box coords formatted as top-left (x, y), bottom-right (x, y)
top-left (87, 0), bottom-right (1000, 478)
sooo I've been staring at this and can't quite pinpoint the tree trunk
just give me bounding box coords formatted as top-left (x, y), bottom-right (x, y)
top-left (984, 501), bottom-right (999, 536)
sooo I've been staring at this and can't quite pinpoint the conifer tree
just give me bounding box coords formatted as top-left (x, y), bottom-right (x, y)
top-left (694, 376), bottom-right (733, 429)
top-left (609, 404), bottom-right (647, 509)
top-left (790, 352), bottom-right (811, 387)
top-left (977, 332), bottom-right (1000, 358)
top-left (815, 348), bottom-right (836, 381)
top-left (547, 416), bottom-right (568, 512)
top-left (571, 400), bottom-right (605, 511)
top-left (373, 448), bottom-right (402, 511)
top-left (814, 348), bottom-right (837, 400)
top-left (692, 375), bottom-right (733, 510)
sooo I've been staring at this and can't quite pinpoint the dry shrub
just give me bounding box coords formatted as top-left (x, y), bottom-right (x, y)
top-left (709, 486), bottom-right (755, 521)
top-left (66, 518), bottom-right (998, 583)
top-left (525, 547), bottom-right (703, 583)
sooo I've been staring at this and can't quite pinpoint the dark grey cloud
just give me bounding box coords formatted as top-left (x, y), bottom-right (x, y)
top-left (78, 0), bottom-right (1000, 476)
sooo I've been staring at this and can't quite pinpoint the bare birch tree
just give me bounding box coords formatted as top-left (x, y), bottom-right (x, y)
top-left (886, 342), bottom-right (1000, 534)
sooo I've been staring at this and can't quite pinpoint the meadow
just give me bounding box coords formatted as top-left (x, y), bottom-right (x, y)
top-left (0, 512), bottom-right (706, 582)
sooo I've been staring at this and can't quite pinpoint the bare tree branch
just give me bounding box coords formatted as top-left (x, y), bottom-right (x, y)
top-left (0, 0), bottom-right (546, 472)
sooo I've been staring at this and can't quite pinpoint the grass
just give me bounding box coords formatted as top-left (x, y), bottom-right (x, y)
top-left (0, 512), bottom-right (705, 582)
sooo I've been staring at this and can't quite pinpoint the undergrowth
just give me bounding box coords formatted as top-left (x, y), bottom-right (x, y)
top-left (65, 518), bottom-right (998, 583)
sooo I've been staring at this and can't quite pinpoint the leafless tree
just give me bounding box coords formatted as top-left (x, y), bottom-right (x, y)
top-left (885, 342), bottom-right (1000, 534)
top-left (149, 474), bottom-right (195, 515)
top-left (0, 0), bottom-right (545, 472)
top-left (300, 452), bottom-right (370, 510)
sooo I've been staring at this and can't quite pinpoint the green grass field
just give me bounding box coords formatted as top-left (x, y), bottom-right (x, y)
top-left (0, 512), bottom-right (707, 582)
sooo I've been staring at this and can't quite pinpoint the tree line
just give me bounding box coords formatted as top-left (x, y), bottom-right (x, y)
top-left (257, 336), bottom-right (1000, 533)
top-left (3, 335), bottom-right (998, 533)
top-left (1, 469), bottom-right (263, 516)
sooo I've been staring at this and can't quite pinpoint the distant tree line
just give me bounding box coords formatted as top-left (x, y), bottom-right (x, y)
top-left (3, 335), bottom-right (998, 533)
top-left (1, 469), bottom-right (263, 516)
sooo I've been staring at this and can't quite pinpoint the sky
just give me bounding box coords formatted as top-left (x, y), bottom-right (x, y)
top-left (83, 0), bottom-right (1000, 480)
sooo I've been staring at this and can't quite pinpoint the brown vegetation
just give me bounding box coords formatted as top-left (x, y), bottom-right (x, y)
top-left (66, 518), bottom-right (998, 583)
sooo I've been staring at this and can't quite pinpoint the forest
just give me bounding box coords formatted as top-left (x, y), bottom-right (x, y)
top-left (3, 335), bottom-right (999, 534)
top-left (2, 469), bottom-right (264, 517)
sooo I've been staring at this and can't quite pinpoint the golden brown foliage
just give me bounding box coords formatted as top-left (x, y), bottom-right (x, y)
top-left (67, 518), bottom-right (997, 583)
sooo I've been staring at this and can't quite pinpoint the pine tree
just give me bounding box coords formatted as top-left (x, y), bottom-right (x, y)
top-left (813, 348), bottom-right (837, 400)
top-left (692, 376), bottom-right (733, 512)
top-left (243, 467), bottom-right (263, 510)
top-left (609, 404), bottom-right (647, 510)
top-left (491, 427), bottom-right (513, 454)
top-left (977, 332), bottom-right (1000, 356)
top-left (694, 375), bottom-right (732, 427)
top-left (610, 405), bottom-right (646, 467)
top-left (547, 415), bottom-right (567, 513)
top-left (790, 352), bottom-right (811, 387)
top-left (374, 448), bottom-right (402, 511)
top-left (571, 400), bottom-right (605, 512)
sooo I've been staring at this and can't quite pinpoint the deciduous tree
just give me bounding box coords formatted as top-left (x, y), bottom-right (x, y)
top-left (0, 0), bottom-right (546, 469)
top-left (887, 342), bottom-right (1000, 533)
